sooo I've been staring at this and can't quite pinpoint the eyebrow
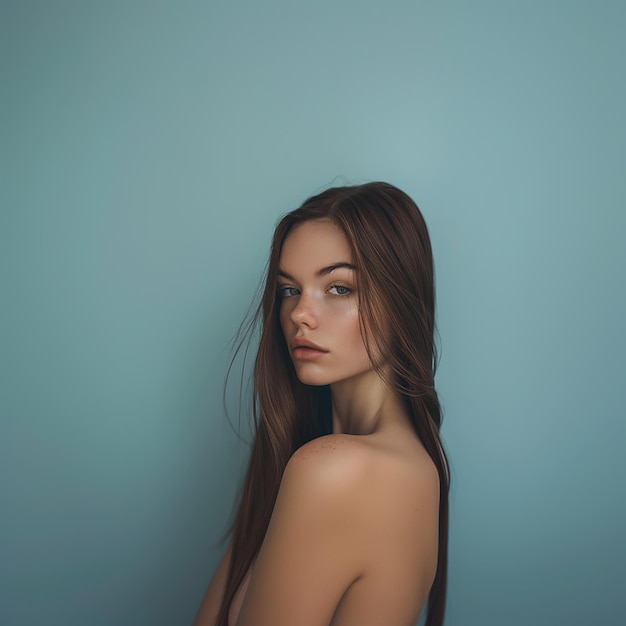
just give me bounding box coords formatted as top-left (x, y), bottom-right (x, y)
top-left (277, 262), bottom-right (356, 281)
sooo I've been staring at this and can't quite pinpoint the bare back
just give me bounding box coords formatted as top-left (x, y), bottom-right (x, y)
top-left (229, 432), bottom-right (440, 626)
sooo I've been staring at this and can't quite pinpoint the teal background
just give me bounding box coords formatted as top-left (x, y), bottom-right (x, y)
top-left (2, 1), bottom-right (625, 625)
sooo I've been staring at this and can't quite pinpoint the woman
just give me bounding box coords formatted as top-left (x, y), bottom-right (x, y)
top-left (193, 182), bottom-right (450, 626)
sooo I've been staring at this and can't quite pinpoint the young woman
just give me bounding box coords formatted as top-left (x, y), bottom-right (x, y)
top-left (193, 182), bottom-right (450, 626)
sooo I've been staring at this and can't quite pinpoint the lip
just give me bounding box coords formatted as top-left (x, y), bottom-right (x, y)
top-left (290, 338), bottom-right (329, 360)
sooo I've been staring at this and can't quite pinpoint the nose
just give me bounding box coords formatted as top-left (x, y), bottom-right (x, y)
top-left (289, 293), bottom-right (318, 329)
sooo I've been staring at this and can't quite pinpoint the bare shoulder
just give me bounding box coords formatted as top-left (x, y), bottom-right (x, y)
top-left (235, 433), bottom-right (439, 625)
top-left (273, 434), bottom-right (374, 535)
top-left (234, 435), bottom-right (377, 625)
top-left (285, 434), bottom-right (372, 487)
top-left (285, 432), bottom-right (439, 518)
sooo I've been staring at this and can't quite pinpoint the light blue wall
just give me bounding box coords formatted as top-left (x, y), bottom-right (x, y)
top-left (2, 1), bottom-right (624, 625)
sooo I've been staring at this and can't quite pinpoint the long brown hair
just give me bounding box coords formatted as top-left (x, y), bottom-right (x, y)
top-left (215, 181), bottom-right (450, 626)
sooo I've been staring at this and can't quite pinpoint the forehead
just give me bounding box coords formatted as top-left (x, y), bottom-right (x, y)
top-left (279, 219), bottom-right (353, 269)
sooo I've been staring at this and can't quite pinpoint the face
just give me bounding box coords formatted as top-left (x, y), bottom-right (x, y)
top-left (277, 219), bottom-right (374, 387)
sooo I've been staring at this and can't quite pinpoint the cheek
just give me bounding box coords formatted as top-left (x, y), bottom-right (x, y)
top-left (338, 307), bottom-right (368, 352)
top-left (344, 309), bottom-right (362, 337)
top-left (338, 306), bottom-right (378, 363)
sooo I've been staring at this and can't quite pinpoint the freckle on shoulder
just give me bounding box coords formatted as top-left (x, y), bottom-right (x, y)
top-left (292, 434), bottom-right (359, 461)
top-left (287, 434), bottom-right (370, 486)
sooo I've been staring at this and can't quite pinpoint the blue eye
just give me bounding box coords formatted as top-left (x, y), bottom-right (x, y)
top-left (278, 286), bottom-right (299, 298)
top-left (329, 284), bottom-right (352, 296)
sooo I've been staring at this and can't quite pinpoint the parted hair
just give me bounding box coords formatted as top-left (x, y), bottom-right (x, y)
top-left (215, 181), bottom-right (449, 626)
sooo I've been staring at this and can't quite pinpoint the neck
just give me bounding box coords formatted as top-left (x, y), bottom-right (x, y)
top-left (330, 367), bottom-right (409, 436)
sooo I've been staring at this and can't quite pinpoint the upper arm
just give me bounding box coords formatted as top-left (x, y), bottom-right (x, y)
top-left (193, 540), bottom-right (233, 626)
top-left (235, 435), bottom-right (370, 626)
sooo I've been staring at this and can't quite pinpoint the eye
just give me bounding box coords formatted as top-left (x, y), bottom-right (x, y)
top-left (278, 286), bottom-right (300, 299)
top-left (329, 284), bottom-right (352, 296)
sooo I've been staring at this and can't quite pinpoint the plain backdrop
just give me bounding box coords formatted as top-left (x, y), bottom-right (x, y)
top-left (2, 1), bottom-right (625, 625)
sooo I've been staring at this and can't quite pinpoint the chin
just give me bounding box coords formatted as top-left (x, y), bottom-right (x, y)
top-left (294, 371), bottom-right (333, 387)
top-left (293, 364), bottom-right (373, 387)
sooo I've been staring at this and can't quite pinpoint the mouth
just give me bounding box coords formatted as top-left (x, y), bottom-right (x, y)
top-left (291, 346), bottom-right (328, 360)
top-left (290, 339), bottom-right (329, 361)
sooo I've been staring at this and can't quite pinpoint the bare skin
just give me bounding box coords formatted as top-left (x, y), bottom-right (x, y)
top-left (193, 220), bottom-right (440, 626)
